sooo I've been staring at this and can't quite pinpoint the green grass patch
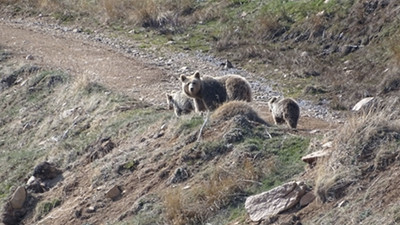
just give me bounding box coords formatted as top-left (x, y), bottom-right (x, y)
top-left (35, 198), bottom-right (62, 220)
top-left (248, 134), bottom-right (309, 192)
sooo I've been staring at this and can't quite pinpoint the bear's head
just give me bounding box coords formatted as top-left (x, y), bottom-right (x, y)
top-left (267, 96), bottom-right (279, 112)
top-left (180, 71), bottom-right (202, 98)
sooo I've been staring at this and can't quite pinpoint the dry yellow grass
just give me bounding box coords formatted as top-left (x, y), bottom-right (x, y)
top-left (315, 97), bottom-right (400, 202)
top-left (163, 163), bottom-right (256, 224)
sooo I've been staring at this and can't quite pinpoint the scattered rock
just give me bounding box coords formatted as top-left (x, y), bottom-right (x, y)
top-left (299, 192), bottom-right (316, 207)
top-left (86, 206), bottom-right (96, 213)
top-left (245, 181), bottom-right (307, 222)
top-left (352, 97), bottom-right (374, 111)
top-left (309, 129), bottom-right (320, 134)
top-left (220, 59), bottom-right (233, 70)
top-left (341, 45), bottom-right (359, 55)
top-left (25, 54), bottom-right (34, 60)
top-left (72, 28), bottom-right (82, 33)
top-left (301, 150), bottom-right (329, 166)
top-left (106, 185), bottom-right (122, 200)
top-left (167, 167), bottom-right (189, 184)
top-left (337, 200), bottom-right (349, 207)
top-left (303, 70), bottom-right (321, 77)
top-left (300, 51), bottom-right (308, 57)
top-left (322, 141), bottom-right (333, 148)
top-left (178, 66), bottom-right (188, 72)
top-left (86, 137), bottom-right (116, 162)
top-left (10, 186), bottom-right (27, 209)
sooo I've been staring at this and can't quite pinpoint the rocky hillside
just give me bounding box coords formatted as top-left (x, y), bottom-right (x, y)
top-left (1, 0), bottom-right (400, 225)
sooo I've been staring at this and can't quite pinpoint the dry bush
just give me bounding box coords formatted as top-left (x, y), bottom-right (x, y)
top-left (255, 13), bottom-right (287, 40)
top-left (315, 96), bottom-right (400, 202)
top-left (102, 0), bottom-right (197, 31)
top-left (379, 69), bottom-right (400, 95)
top-left (164, 188), bottom-right (186, 225)
top-left (163, 163), bottom-right (253, 224)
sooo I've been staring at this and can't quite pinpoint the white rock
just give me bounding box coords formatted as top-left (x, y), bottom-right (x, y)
top-left (301, 150), bottom-right (329, 165)
top-left (26, 55), bottom-right (34, 60)
top-left (322, 141), bottom-right (333, 148)
top-left (300, 51), bottom-right (309, 57)
top-left (352, 97), bottom-right (374, 111)
top-left (245, 182), bottom-right (306, 222)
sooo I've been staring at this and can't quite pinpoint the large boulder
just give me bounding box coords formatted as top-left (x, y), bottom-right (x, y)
top-left (245, 181), bottom-right (307, 222)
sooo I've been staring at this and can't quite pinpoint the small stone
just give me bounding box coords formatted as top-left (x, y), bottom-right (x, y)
top-left (179, 66), bottom-right (188, 72)
top-left (26, 55), bottom-right (34, 60)
top-left (301, 150), bottom-right (329, 165)
top-left (86, 206), bottom-right (96, 213)
top-left (10, 186), bottom-right (27, 209)
top-left (300, 192), bottom-right (316, 207)
top-left (322, 141), bottom-right (333, 148)
top-left (338, 200), bottom-right (349, 207)
top-left (106, 185), bottom-right (122, 200)
top-left (300, 51), bottom-right (308, 57)
top-left (352, 97), bottom-right (374, 111)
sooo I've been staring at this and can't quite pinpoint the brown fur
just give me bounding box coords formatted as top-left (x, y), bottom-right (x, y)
top-left (166, 91), bottom-right (194, 117)
top-left (179, 71), bottom-right (252, 112)
top-left (211, 101), bottom-right (268, 125)
top-left (268, 97), bottom-right (300, 129)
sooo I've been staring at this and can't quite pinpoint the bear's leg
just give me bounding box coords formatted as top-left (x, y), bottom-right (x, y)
top-left (284, 113), bottom-right (297, 129)
top-left (274, 115), bottom-right (284, 125)
top-left (194, 98), bottom-right (207, 112)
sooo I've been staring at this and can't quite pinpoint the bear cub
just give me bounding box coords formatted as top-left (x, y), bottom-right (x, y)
top-left (166, 91), bottom-right (194, 117)
top-left (268, 96), bottom-right (300, 129)
top-left (180, 71), bottom-right (252, 112)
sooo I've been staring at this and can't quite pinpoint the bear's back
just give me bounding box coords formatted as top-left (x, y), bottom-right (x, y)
top-left (200, 76), bottom-right (228, 111)
top-left (217, 74), bottom-right (252, 102)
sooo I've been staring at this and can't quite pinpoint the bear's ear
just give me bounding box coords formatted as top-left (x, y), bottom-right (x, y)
top-left (166, 93), bottom-right (173, 100)
top-left (180, 75), bottom-right (187, 82)
top-left (194, 71), bottom-right (201, 79)
top-left (269, 96), bottom-right (278, 103)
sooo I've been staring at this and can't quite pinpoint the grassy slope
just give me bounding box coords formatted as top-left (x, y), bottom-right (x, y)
top-left (1, 0), bottom-right (400, 224)
top-left (0, 47), bottom-right (310, 224)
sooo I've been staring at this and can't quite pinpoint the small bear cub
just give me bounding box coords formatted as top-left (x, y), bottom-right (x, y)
top-left (268, 96), bottom-right (300, 129)
top-left (166, 91), bottom-right (194, 117)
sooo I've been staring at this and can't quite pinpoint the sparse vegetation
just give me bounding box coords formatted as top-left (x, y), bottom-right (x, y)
top-left (1, 0), bottom-right (400, 224)
top-left (35, 198), bottom-right (61, 220)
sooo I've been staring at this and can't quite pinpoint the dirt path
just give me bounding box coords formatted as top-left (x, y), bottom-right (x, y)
top-left (0, 19), bottom-right (338, 131)
top-left (0, 20), bottom-right (171, 104)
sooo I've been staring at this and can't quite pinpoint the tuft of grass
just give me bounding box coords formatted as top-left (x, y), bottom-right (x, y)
top-left (315, 96), bottom-right (400, 203)
top-left (35, 198), bottom-right (62, 220)
top-left (163, 166), bottom-right (244, 225)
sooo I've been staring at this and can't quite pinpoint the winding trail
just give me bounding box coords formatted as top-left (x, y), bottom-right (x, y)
top-left (0, 20), bottom-right (168, 103)
top-left (0, 18), bottom-right (338, 131)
